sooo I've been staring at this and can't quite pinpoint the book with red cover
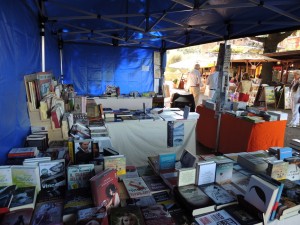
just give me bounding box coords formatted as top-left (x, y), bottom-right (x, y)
top-left (89, 168), bottom-right (120, 209)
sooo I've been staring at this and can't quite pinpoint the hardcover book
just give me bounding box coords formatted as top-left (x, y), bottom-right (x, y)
top-left (11, 165), bottom-right (41, 192)
top-left (215, 161), bottom-right (233, 185)
top-left (123, 177), bottom-right (152, 199)
top-left (173, 184), bottom-right (216, 216)
top-left (103, 155), bottom-right (126, 177)
top-left (141, 204), bottom-right (175, 225)
top-left (0, 208), bottom-right (34, 225)
top-left (31, 199), bottom-right (64, 225)
top-left (73, 139), bottom-right (93, 164)
top-left (109, 205), bottom-right (146, 225)
top-left (9, 186), bottom-right (37, 211)
top-left (177, 167), bottom-right (196, 187)
top-left (67, 164), bottom-right (95, 190)
top-left (244, 175), bottom-right (279, 223)
top-left (142, 175), bottom-right (170, 194)
top-left (89, 168), bottom-right (120, 209)
top-left (178, 149), bottom-right (198, 168)
top-left (195, 161), bottom-right (216, 186)
top-left (38, 159), bottom-right (66, 190)
top-left (199, 183), bottom-right (237, 209)
top-left (158, 153), bottom-right (176, 171)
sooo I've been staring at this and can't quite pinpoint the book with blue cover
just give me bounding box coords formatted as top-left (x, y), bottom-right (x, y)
top-left (158, 153), bottom-right (176, 171)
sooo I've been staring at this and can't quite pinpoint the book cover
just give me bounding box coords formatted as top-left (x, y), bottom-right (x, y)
top-left (103, 155), bottom-right (126, 177)
top-left (266, 160), bottom-right (288, 180)
top-left (73, 139), bottom-right (93, 164)
top-left (141, 204), bottom-right (175, 225)
top-left (284, 156), bottom-right (300, 180)
top-left (119, 165), bottom-right (139, 180)
top-left (9, 186), bottom-right (37, 211)
top-left (244, 175), bottom-right (279, 223)
top-left (177, 167), bottom-right (196, 187)
top-left (109, 205), bottom-right (146, 225)
top-left (0, 185), bottom-right (16, 208)
top-left (173, 184), bottom-right (216, 216)
top-left (142, 175), bottom-right (170, 194)
top-left (11, 165), bottom-right (41, 192)
top-left (67, 164), bottom-right (95, 190)
top-left (38, 159), bottom-right (66, 190)
top-left (136, 165), bottom-right (155, 177)
top-left (215, 162), bottom-right (233, 185)
top-left (194, 209), bottom-right (240, 225)
top-left (195, 161), bottom-right (216, 186)
top-left (199, 183), bottom-right (237, 209)
top-left (31, 199), bottom-right (64, 225)
top-left (168, 205), bottom-right (194, 225)
top-left (167, 121), bottom-right (184, 147)
top-left (0, 208), bottom-right (34, 225)
top-left (63, 188), bottom-right (94, 223)
top-left (152, 191), bottom-right (176, 210)
top-left (76, 206), bottom-right (107, 225)
top-left (178, 149), bottom-right (198, 168)
top-left (89, 168), bottom-right (120, 209)
top-left (0, 166), bottom-right (12, 186)
top-left (123, 177), bottom-right (152, 199)
top-left (126, 195), bottom-right (157, 207)
top-left (158, 153), bottom-right (176, 171)
top-left (36, 72), bottom-right (52, 98)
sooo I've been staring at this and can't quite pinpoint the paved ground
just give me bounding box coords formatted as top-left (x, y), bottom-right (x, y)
top-left (168, 86), bottom-right (299, 154)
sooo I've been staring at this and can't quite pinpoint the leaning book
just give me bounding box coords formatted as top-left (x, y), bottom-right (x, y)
top-left (9, 186), bottom-right (37, 211)
top-left (123, 177), bottom-right (152, 199)
top-left (103, 155), bottom-right (126, 177)
top-left (0, 166), bottom-right (12, 186)
top-left (67, 164), bottom-right (95, 190)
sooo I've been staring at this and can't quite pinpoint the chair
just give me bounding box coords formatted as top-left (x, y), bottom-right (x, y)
top-left (170, 93), bottom-right (195, 112)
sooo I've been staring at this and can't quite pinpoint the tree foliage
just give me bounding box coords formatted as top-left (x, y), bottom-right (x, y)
top-left (249, 31), bottom-right (295, 83)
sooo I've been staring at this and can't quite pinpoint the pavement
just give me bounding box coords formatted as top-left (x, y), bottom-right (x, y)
top-left (167, 86), bottom-right (299, 154)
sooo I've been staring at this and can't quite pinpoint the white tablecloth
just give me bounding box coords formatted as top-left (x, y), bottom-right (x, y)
top-left (106, 119), bottom-right (197, 167)
top-left (93, 97), bottom-right (153, 110)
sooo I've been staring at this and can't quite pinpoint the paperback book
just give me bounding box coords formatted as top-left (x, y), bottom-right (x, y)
top-left (123, 177), bottom-right (152, 199)
top-left (31, 199), bottom-right (64, 225)
top-left (173, 184), bottom-right (216, 216)
top-left (141, 204), bottom-right (175, 225)
top-left (76, 206), bottom-right (107, 225)
top-left (11, 165), bottom-right (41, 192)
top-left (0, 166), bottom-right (12, 186)
top-left (194, 209), bottom-right (240, 225)
top-left (89, 168), bottom-right (120, 209)
top-left (195, 161), bottom-right (216, 186)
top-left (38, 159), bottom-right (66, 190)
top-left (109, 205), bottom-right (146, 225)
top-left (67, 164), bottom-right (95, 190)
top-left (0, 185), bottom-right (16, 209)
top-left (0, 208), bottom-right (34, 225)
top-left (9, 186), bottom-right (37, 211)
top-left (103, 155), bottom-right (126, 177)
top-left (199, 183), bottom-right (237, 210)
top-left (142, 175), bottom-right (170, 194)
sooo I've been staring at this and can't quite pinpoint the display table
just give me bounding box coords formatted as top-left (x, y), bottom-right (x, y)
top-left (106, 119), bottom-right (197, 167)
top-left (93, 97), bottom-right (153, 110)
top-left (196, 105), bottom-right (287, 153)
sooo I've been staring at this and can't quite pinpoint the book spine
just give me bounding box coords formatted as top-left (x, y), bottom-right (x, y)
top-left (167, 121), bottom-right (174, 147)
top-left (270, 183), bottom-right (284, 221)
top-left (68, 138), bottom-right (74, 164)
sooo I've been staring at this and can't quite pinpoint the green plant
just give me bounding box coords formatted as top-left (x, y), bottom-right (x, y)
top-left (173, 78), bottom-right (178, 84)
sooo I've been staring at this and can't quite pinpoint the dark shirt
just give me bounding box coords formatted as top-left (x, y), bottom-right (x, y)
top-left (76, 147), bottom-right (92, 164)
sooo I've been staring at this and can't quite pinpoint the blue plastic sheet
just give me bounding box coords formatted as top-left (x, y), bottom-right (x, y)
top-left (63, 44), bottom-right (154, 96)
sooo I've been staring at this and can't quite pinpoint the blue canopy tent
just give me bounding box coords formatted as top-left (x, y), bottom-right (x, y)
top-left (1, 0), bottom-right (300, 164)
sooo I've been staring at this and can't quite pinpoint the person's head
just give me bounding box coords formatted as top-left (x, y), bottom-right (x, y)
top-left (293, 70), bottom-right (300, 80)
top-left (242, 72), bottom-right (250, 80)
top-left (210, 66), bottom-right (216, 73)
top-left (194, 63), bottom-right (200, 70)
top-left (79, 141), bottom-right (90, 151)
top-left (118, 213), bottom-right (139, 225)
top-left (106, 183), bottom-right (117, 198)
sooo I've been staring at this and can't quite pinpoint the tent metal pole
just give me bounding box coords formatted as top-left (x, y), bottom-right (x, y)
top-left (41, 22), bottom-right (45, 72)
top-left (60, 49), bottom-right (63, 84)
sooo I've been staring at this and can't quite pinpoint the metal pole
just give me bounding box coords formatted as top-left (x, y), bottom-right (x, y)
top-left (58, 35), bottom-right (64, 84)
top-left (40, 22), bottom-right (45, 72)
